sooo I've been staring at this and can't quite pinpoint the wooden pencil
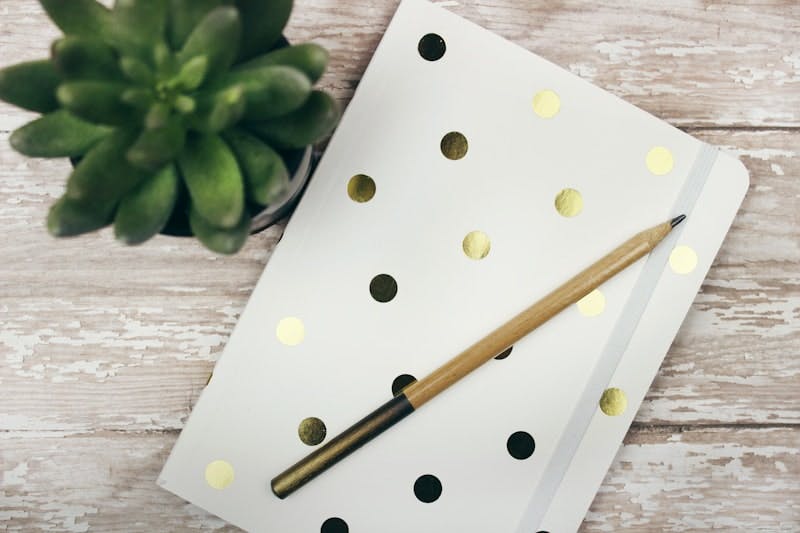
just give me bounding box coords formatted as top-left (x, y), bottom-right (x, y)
top-left (270, 214), bottom-right (686, 499)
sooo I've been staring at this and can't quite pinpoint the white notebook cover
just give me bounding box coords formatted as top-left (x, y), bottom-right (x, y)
top-left (158, 1), bottom-right (749, 531)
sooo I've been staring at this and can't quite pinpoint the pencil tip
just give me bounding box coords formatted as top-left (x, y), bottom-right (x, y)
top-left (670, 214), bottom-right (686, 228)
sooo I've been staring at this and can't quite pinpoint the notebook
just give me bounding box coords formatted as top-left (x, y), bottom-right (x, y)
top-left (158, 1), bottom-right (749, 531)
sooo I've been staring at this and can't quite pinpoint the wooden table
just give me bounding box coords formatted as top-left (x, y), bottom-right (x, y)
top-left (1, 1), bottom-right (798, 530)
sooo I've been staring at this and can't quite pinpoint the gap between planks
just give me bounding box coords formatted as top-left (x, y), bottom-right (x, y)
top-left (2, 423), bottom-right (799, 438)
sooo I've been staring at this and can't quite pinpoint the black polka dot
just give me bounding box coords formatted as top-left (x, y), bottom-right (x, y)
top-left (495, 346), bottom-right (513, 360)
top-left (391, 374), bottom-right (417, 396)
top-left (507, 431), bottom-right (536, 460)
top-left (321, 517), bottom-right (348, 533)
top-left (413, 474), bottom-right (442, 503)
top-left (370, 274), bottom-right (398, 303)
top-left (418, 33), bottom-right (446, 61)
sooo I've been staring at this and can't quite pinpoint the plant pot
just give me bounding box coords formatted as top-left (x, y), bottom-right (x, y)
top-left (248, 144), bottom-right (314, 233)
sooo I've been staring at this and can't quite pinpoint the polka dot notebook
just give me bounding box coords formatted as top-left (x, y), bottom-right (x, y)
top-left (158, 1), bottom-right (749, 531)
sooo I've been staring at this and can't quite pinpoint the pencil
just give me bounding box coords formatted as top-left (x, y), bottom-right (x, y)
top-left (271, 214), bottom-right (687, 498)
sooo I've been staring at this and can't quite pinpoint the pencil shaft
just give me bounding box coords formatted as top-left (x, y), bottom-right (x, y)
top-left (271, 219), bottom-right (674, 498)
top-left (404, 220), bottom-right (671, 408)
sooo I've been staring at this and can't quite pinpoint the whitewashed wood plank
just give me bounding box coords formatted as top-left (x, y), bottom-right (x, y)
top-left (0, 0), bottom-right (799, 129)
top-left (697, 130), bottom-right (800, 267)
top-left (584, 426), bottom-right (800, 531)
top-left (0, 428), bottom-right (797, 531)
top-left (642, 263), bottom-right (800, 426)
top-left (0, 431), bottom-right (236, 532)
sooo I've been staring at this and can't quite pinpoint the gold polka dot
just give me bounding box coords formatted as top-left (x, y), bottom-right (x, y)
top-left (554, 188), bottom-right (583, 217)
top-left (532, 89), bottom-right (560, 118)
top-left (646, 146), bottom-right (674, 175)
top-left (347, 174), bottom-right (375, 203)
top-left (599, 387), bottom-right (627, 416)
top-left (669, 245), bottom-right (698, 274)
top-left (298, 417), bottom-right (327, 446)
top-left (577, 289), bottom-right (605, 317)
top-left (440, 131), bottom-right (468, 160)
top-left (462, 230), bottom-right (490, 260)
top-left (276, 317), bottom-right (304, 346)
top-left (205, 460), bottom-right (234, 489)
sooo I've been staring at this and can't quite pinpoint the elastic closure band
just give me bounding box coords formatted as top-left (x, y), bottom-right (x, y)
top-left (515, 143), bottom-right (719, 532)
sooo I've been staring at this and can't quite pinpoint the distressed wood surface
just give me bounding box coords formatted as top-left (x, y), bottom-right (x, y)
top-left (1, 0), bottom-right (800, 130)
top-left (1, 428), bottom-right (797, 531)
top-left (1, 0), bottom-right (799, 531)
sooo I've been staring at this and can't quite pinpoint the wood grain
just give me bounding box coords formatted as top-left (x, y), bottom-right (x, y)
top-left (1, 0), bottom-right (800, 130)
top-left (0, 0), bottom-right (798, 530)
top-left (1, 428), bottom-right (797, 531)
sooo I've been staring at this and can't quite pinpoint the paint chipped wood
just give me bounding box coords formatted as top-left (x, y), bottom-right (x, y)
top-left (1, 1), bottom-right (800, 130)
top-left (0, 0), bottom-right (798, 530)
top-left (0, 428), bottom-right (797, 531)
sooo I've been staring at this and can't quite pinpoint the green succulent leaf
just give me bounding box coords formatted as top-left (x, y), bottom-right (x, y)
top-left (111, 5), bottom-right (157, 59)
top-left (223, 128), bottom-right (289, 206)
top-left (173, 95), bottom-right (196, 114)
top-left (247, 90), bottom-right (340, 149)
top-left (51, 37), bottom-right (121, 80)
top-left (47, 194), bottom-right (114, 237)
top-left (66, 129), bottom-right (151, 204)
top-left (217, 65), bottom-right (310, 121)
top-left (145, 102), bottom-right (171, 129)
top-left (167, 0), bottom-right (233, 50)
top-left (178, 133), bottom-right (244, 229)
top-left (121, 87), bottom-right (154, 110)
top-left (10, 110), bottom-right (111, 158)
top-left (114, 164), bottom-right (179, 244)
top-left (152, 42), bottom-right (175, 73)
top-left (235, 43), bottom-right (329, 84)
top-left (234, 0), bottom-right (293, 61)
top-left (127, 119), bottom-right (186, 171)
top-left (57, 81), bottom-right (138, 126)
top-left (39, 0), bottom-right (112, 40)
top-left (177, 6), bottom-right (241, 82)
top-left (0, 60), bottom-right (60, 113)
top-left (119, 56), bottom-right (155, 85)
top-left (191, 85), bottom-right (246, 133)
top-left (168, 55), bottom-right (209, 92)
top-left (112, 0), bottom-right (168, 45)
top-left (189, 205), bottom-right (250, 254)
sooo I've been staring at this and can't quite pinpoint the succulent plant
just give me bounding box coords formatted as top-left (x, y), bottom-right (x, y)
top-left (0, 0), bottom-right (340, 254)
